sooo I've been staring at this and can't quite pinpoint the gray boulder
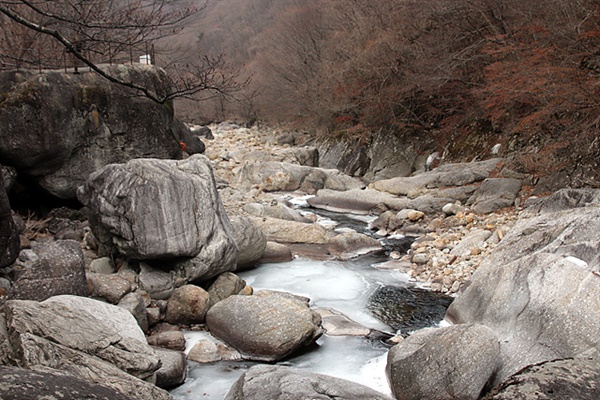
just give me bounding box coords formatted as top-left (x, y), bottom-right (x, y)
top-left (0, 366), bottom-right (135, 400)
top-left (3, 297), bottom-right (169, 400)
top-left (484, 358), bottom-right (600, 400)
top-left (225, 364), bottom-right (392, 400)
top-left (118, 292), bottom-right (149, 333)
top-left (0, 66), bottom-right (181, 199)
top-left (165, 284), bottom-right (210, 325)
top-left (467, 178), bottom-right (522, 214)
top-left (138, 262), bottom-right (175, 300)
top-left (87, 272), bottom-right (132, 304)
top-left (447, 252), bottom-right (600, 386)
top-left (235, 147), bottom-right (319, 167)
top-left (229, 215), bottom-right (266, 269)
top-left (249, 216), bottom-right (332, 245)
top-left (235, 161), bottom-right (364, 193)
top-left (78, 155), bottom-right (238, 282)
top-left (207, 272), bottom-right (247, 307)
top-left (243, 202), bottom-right (312, 223)
top-left (205, 292), bottom-right (322, 362)
top-left (386, 324), bottom-right (500, 400)
top-left (260, 242), bottom-right (293, 263)
top-left (523, 188), bottom-right (600, 216)
top-left (308, 188), bottom-right (410, 214)
top-left (316, 137), bottom-right (371, 177)
top-left (371, 158), bottom-right (503, 196)
top-left (147, 331), bottom-right (186, 352)
top-left (8, 240), bottom-right (88, 301)
top-left (152, 347), bottom-right (187, 389)
top-left (449, 229), bottom-right (493, 258)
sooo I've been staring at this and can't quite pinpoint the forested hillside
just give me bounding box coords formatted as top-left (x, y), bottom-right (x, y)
top-left (169, 0), bottom-right (600, 188)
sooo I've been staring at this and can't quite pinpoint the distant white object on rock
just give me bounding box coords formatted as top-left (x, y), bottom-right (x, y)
top-left (491, 143), bottom-right (501, 155)
top-left (425, 152), bottom-right (441, 171)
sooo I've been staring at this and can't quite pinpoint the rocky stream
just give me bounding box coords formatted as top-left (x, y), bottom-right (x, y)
top-left (1, 66), bottom-right (599, 400)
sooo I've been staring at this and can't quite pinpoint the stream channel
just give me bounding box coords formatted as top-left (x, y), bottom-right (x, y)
top-left (170, 201), bottom-right (453, 399)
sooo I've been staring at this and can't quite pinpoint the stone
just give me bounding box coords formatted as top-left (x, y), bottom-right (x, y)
top-left (187, 338), bottom-right (242, 363)
top-left (207, 272), bottom-right (247, 307)
top-left (138, 263), bottom-right (175, 300)
top-left (8, 240), bottom-right (88, 301)
top-left (446, 252), bottom-right (600, 386)
top-left (315, 308), bottom-right (371, 336)
top-left (243, 202), bottom-right (312, 223)
top-left (260, 241), bottom-right (293, 263)
top-left (371, 158), bottom-right (503, 196)
top-left (78, 155), bottom-right (238, 282)
top-left (249, 216), bottom-right (332, 244)
top-left (387, 324), bottom-right (500, 400)
top-left (89, 257), bottom-right (115, 274)
top-left (522, 188), bottom-right (600, 216)
top-left (442, 202), bottom-right (465, 216)
top-left (449, 229), bottom-right (492, 257)
top-left (44, 294), bottom-right (148, 344)
top-left (316, 137), bottom-right (371, 177)
top-left (225, 365), bottom-right (393, 400)
top-left (235, 161), bottom-right (364, 193)
top-left (308, 188), bottom-right (410, 215)
top-left (0, 66), bottom-right (181, 199)
top-left (147, 331), bottom-right (186, 352)
top-left (165, 284), bottom-right (210, 325)
top-left (0, 366), bottom-right (135, 400)
top-left (326, 232), bottom-right (382, 260)
top-left (152, 347), bottom-right (187, 389)
top-left (87, 272), bottom-right (132, 304)
top-left (146, 307), bottom-right (161, 328)
top-left (205, 292), bottom-right (322, 362)
top-left (484, 358), bottom-right (600, 400)
top-left (467, 178), bottom-right (522, 214)
top-left (229, 216), bottom-right (266, 270)
top-left (3, 297), bottom-right (169, 400)
top-left (118, 292), bottom-right (149, 333)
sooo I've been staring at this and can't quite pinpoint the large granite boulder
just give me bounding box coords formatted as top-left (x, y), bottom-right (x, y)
top-left (205, 291), bottom-right (322, 362)
top-left (387, 324), bottom-right (500, 400)
top-left (484, 358), bottom-right (600, 400)
top-left (0, 366), bottom-right (135, 400)
top-left (371, 158), bottom-right (503, 197)
top-left (467, 178), bottom-right (522, 214)
top-left (229, 215), bottom-right (266, 269)
top-left (2, 296), bottom-right (170, 400)
top-left (0, 65), bottom-right (182, 199)
top-left (308, 188), bottom-right (411, 214)
top-left (235, 161), bottom-right (364, 193)
top-left (447, 202), bottom-right (600, 386)
top-left (225, 365), bottom-right (392, 400)
top-left (249, 216), bottom-right (332, 245)
top-left (8, 240), bottom-right (88, 301)
top-left (78, 155), bottom-right (238, 282)
top-left (447, 252), bottom-right (600, 386)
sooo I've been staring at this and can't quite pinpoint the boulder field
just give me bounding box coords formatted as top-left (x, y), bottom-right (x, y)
top-left (1, 102), bottom-right (599, 399)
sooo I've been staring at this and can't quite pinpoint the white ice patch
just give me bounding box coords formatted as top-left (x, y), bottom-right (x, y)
top-left (240, 259), bottom-right (395, 330)
top-left (285, 194), bottom-right (315, 208)
top-left (564, 256), bottom-right (589, 269)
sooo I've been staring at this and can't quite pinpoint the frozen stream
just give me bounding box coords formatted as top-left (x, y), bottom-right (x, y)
top-left (170, 207), bottom-right (450, 399)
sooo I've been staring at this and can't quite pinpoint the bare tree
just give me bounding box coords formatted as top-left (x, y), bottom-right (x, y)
top-left (0, 0), bottom-right (245, 103)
